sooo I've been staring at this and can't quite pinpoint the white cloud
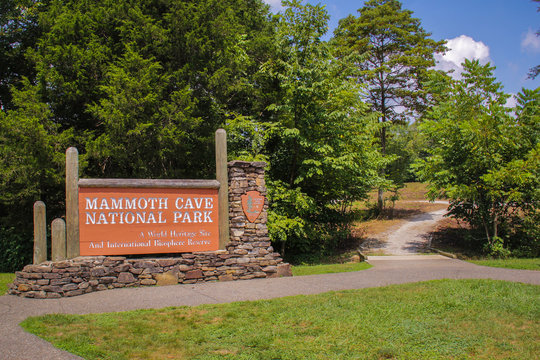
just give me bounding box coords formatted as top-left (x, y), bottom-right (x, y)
top-left (435, 35), bottom-right (491, 79)
top-left (262, 0), bottom-right (283, 13)
top-left (521, 28), bottom-right (540, 53)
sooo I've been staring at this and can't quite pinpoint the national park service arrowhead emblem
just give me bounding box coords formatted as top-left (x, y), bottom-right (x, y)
top-left (241, 190), bottom-right (265, 223)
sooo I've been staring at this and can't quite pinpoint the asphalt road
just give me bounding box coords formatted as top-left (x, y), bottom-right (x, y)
top-left (1, 255), bottom-right (539, 359)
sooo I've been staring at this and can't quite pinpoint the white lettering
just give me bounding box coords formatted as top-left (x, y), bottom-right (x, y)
top-left (158, 212), bottom-right (166, 223)
top-left (86, 198), bottom-right (98, 210)
top-left (109, 212), bottom-right (118, 224)
top-left (182, 212), bottom-right (192, 223)
top-left (158, 197), bottom-right (168, 209)
top-left (111, 198), bottom-right (123, 210)
top-left (125, 212), bottom-right (135, 224)
top-left (147, 212), bottom-right (157, 223)
top-left (184, 198), bottom-right (194, 209)
top-left (85, 212), bottom-right (96, 224)
top-left (148, 197), bottom-right (157, 209)
top-left (97, 213), bottom-right (108, 224)
top-left (137, 198), bottom-right (148, 209)
top-left (125, 198), bottom-right (136, 210)
top-left (99, 198), bottom-right (109, 210)
top-left (175, 197), bottom-right (184, 209)
top-left (136, 212), bottom-right (146, 223)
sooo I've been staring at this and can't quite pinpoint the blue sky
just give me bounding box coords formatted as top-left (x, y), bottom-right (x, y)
top-left (265, 0), bottom-right (540, 102)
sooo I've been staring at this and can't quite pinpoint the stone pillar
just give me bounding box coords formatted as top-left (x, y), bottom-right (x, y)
top-left (215, 129), bottom-right (229, 249)
top-left (51, 218), bottom-right (66, 261)
top-left (33, 201), bottom-right (47, 264)
top-left (228, 161), bottom-right (271, 255)
top-left (66, 147), bottom-right (79, 258)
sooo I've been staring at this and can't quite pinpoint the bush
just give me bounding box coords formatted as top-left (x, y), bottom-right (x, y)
top-left (0, 226), bottom-right (32, 272)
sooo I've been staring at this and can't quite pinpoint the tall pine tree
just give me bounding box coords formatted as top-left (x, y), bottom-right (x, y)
top-left (332, 0), bottom-right (445, 212)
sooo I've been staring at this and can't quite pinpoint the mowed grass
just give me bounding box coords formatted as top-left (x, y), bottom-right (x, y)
top-left (0, 273), bottom-right (15, 294)
top-left (363, 182), bottom-right (431, 203)
top-left (469, 258), bottom-right (540, 271)
top-left (21, 279), bottom-right (539, 360)
top-left (292, 262), bottom-right (372, 276)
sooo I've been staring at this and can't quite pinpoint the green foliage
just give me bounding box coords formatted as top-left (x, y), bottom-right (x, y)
top-left (241, 0), bottom-right (382, 259)
top-left (0, 226), bottom-right (32, 272)
top-left (332, 0), bottom-right (446, 212)
top-left (0, 0), bottom-right (42, 110)
top-left (333, 0), bottom-right (445, 122)
top-left (416, 60), bottom-right (540, 257)
top-left (0, 80), bottom-right (66, 271)
top-left (0, 0), bottom-right (382, 266)
top-left (86, 46), bottom-right (202, 178)
top-left (29, 0), bottom-right (274, 177)
top-left (385, 123), bottom-right (425, 184)
top-left (0, 0), bottom-right (275, 269)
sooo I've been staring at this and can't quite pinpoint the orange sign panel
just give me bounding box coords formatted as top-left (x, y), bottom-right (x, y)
top-left (79, 187), bottom-right (219, 256)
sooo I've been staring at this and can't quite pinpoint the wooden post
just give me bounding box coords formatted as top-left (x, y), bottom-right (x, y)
top-left (51, 218), bottom-right (67, 261)
top-left (33, 201), bottom-right (47, 264)
top-left (215, 129), bottom-right (229, 249)
top-left (66, 147), bottom-right (79, 258)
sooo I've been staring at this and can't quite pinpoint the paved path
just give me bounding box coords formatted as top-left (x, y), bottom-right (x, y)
top-left (384, 208), bottom-right (446, 254)
top-left (362, 201), bottom-right (449, 255)
top-left (1, 255), bottom-right (539, 359)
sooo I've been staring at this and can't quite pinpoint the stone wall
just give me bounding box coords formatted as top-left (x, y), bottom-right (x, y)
top-left (8, 161), bottom-right (291, 298)
top-left (227, 161), bottom-right (271, 257)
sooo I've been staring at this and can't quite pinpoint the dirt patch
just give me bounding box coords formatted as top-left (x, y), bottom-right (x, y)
top-left (429, 217), bottom-right (483, 258)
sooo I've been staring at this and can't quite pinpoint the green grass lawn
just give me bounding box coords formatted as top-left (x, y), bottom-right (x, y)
top-left (0, 273), bottom-right (15, 295)
top-left (21, 279), bottom-right (539, 360)
top-left (292, 262), bottom-right (372, 276)
top-left (469, 258), bottom-right (540, 271)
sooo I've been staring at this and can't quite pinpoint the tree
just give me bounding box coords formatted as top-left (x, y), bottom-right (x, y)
top-left (415, 60), bottom-right (539, 257)
top-left (228, 0), bottom-right (382, 258)
top-left (332, 0), bottom-right (445, 212)
top-left (86, 46), bottom-right (202, 178)
top-left (0, 79), bottom-right (66, 270)
top-left (21, 0), bottom-right (274, 176)
top-left (0, 0), bottom-right (275, 270)
top-left (0, 0), bottom-right (43, 110)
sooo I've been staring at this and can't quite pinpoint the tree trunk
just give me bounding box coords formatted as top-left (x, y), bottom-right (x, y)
top-left (481, 209), bottom-right (492, 246)
top-left (493, 202), bottom-right (498, 239)
top-left (377, 124), bottom-right (387, 214)
top-left (377, 187), bottom-right (384, 214)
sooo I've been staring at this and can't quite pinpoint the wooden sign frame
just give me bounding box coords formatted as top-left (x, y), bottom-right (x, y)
top-left (64, 129), bottom-right (229, 258)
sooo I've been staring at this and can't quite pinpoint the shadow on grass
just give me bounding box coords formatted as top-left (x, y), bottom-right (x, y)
top-left (429, 218), bottom-right (485, 259)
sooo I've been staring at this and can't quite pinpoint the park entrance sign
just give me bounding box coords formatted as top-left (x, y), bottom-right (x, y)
top-left (79, 181), bottom-right (220, 255)
top-left (9, 129), bottom-right (292, 299)
top-left (62, 129), bottom-right (230, 258)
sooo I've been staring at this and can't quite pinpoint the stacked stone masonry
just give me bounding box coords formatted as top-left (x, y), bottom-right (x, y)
top-left (9, 161), bottom-right (291, 298)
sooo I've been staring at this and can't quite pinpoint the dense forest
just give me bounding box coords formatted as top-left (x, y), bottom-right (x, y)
top-left (1, 0), bottom-right (538, 271)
